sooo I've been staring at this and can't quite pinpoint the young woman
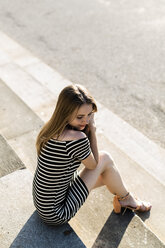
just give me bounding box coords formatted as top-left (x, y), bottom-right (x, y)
top-left (32, 84), bottom-right (151, 225)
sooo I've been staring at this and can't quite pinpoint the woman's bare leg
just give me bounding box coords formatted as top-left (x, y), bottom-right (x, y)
top-left (80, 151), bottom-right (151, 210)
top-left (80, 151), bottom-right (128, 196)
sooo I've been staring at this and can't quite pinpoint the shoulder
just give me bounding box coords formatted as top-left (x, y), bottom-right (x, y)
top-left (67, 130), bottom-right (87, 141)
top-left (52, 130), bottom-right (87, 141)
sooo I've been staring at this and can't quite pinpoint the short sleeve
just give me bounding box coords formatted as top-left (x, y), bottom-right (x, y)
top-left (66, 137), bottom-right (91, 161)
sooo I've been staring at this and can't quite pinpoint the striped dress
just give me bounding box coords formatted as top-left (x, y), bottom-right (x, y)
top-left (32, 137), bottom-right (91, 225)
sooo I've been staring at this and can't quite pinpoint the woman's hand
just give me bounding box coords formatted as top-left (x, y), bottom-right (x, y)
top-left (88, 113), bottom-right (96, 132)
top-left (83, 113), bottom-right (96, 136)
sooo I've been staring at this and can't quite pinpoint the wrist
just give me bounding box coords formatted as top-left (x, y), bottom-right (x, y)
top-left (89, 125), bottom-right (96, 132)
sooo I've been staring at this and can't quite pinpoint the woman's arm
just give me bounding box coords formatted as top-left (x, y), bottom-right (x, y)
top-left (88, 114), bottom-right (99, 164)
top-left (81, 113), bottom-right (99, 169)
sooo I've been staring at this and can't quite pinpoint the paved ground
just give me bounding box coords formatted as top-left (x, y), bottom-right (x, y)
top-left (0, 0), bottom-right (164, 149)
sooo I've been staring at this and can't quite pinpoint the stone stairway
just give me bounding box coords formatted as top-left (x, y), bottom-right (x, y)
top-left (0, 79), bottom-right (42, 173)
top-left (0, 135), bottom-right (24, 177)
top-left (0, 31), bottom-right (165, 248)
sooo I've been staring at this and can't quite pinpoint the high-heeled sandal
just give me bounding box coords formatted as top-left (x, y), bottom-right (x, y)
top-left (113, 192), bottom-right (151, 215)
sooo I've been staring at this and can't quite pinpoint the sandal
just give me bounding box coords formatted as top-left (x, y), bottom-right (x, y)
top-left (113, 192), bottom-right (151, 215)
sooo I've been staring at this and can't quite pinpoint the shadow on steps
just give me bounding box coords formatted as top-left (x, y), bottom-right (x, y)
top-left (10, 211), bottom-right (86, 248)
top-left (92, 209), bottom-right (135, 248)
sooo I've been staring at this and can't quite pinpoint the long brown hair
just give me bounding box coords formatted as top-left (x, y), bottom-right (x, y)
top-left (36, 84), bottom-right (97, 155)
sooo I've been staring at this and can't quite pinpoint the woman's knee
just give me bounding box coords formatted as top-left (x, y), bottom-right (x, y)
top-left (99, 151), bottom-right (114, 169)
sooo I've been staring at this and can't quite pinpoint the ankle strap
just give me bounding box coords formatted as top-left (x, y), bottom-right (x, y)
top-left (117, 192), bottom-right (129, 201)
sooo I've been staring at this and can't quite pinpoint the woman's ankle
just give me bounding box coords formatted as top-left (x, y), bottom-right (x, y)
top-left (117, 192), bottom-right (130, 200)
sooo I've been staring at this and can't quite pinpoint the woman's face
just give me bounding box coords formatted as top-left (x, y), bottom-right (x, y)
top-left (69, 104), bottom-right (93, 130)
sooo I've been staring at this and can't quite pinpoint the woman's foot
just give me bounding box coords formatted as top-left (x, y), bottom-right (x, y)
top-left (113, 192), bottom-right (152, 214)
top-left (119, 193), bottom-right (152, 212)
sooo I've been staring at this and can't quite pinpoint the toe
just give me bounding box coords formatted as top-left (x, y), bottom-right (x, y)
top-left (139, 201), bottom-right (152, 212)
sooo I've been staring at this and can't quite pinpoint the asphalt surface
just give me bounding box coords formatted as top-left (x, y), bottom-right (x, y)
top-left (0, 0), bottom-right (164, 148)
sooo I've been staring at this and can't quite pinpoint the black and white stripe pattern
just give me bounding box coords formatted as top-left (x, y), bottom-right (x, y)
top-left (32, 137), bottom-right (91, 225)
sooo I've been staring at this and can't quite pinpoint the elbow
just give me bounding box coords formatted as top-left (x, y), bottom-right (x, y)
top-left (90, 161), bottom-right (98, 170)
top-left (93, 157), bottom-right (99, 169)
top-left (93, 158), bottom-right (99, 169)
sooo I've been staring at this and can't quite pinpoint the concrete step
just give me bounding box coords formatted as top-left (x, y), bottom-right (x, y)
top-left (0, 62), bottom-right (57, 122)
top-left (92, 211), bottom-right (165, 248)
top-left (0, 169), bottom-right (35, 248)
top-left (0, 79), bottom-right (43, 172)
top-left (0, 169), bottom-right (86, 248)
top-left (0, 134), bottom-right (24, 177)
